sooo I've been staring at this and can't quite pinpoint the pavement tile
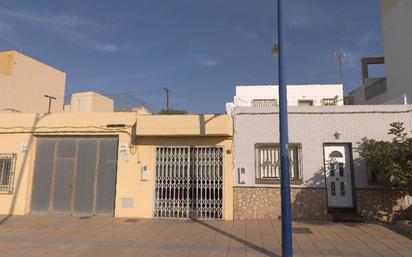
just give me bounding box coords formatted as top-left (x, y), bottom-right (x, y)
top-left (0, 216), bottom-right (411, 257)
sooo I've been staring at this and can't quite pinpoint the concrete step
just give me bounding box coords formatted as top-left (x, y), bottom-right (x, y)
top-left (330, 212), bottom-right (364, 222)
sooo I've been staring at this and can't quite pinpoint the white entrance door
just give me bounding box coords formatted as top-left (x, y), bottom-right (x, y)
top-left (324, 145), bottom-right (353, 208)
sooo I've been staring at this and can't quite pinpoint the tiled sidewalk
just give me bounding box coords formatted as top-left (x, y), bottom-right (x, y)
top-left (0, 215), bottom-right (411, 257)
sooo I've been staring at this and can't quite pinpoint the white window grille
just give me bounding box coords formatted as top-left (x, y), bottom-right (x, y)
top-left (0, 154), bottom-right (17, 193)
top-left (298, 99), bottom-right (314, 106)
top-left (255, 144), bottom-right (302, 184)
top-left (321, 98), bottom-right (337, 106)
top-left (252, 99), bottom-right (278, 107)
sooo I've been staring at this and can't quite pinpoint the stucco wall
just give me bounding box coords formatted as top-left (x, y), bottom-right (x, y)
top-left (0, 51), bottom-right (66, 113)
top-left (69, 92), bottom-right (114, 112)
top-left (232, 105), bottom-right (412, 188)
top-left (125, 136), bottom-right (233, 219)
top-left (0, 113), bottom-right (234, 220)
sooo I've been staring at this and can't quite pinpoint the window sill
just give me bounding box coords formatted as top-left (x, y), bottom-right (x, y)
top-left (0, 187), bottom-right (13, 194)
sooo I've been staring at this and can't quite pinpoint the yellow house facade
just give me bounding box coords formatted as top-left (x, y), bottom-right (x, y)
top-left (0, 112), bottom-right (234, 220)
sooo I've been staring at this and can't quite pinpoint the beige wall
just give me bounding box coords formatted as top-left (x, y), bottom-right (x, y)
top-left (67, 92), bottom-right (114, 112)
top-left (0, 113), bottom-right (234, 219)
top-left (137, 115), bottom-right (233, 136)
top-left (0, 51), bottom-right (66, 113)
top-left (116, 136), bottom-right (233, 219)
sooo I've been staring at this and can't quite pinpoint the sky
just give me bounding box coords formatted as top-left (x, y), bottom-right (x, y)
top-left (0, 0), bottom-right (384, 114)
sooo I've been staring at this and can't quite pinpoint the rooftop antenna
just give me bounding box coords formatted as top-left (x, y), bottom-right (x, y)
top-left (44, 95), bottom-right (56, 114)
top-left (163, 87), bottom-right (170, 111)
top-left (335, 52), bottom-right (345, 84)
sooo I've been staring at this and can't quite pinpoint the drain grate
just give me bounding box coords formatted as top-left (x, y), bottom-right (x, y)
top-left (293, 227), bottom-right (313, 234)
top-left (79, 216), bottom-right (91, 220)
top-left (125, 219), bottom-right (139, 223)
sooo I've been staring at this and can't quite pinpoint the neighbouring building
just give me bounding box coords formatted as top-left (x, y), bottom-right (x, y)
top-left (0, 51), bottom-right (66, 113)
top-left (350, 0), bottom-right (412, 105)
top-left (225, 84), bottom-right (343, 115)
top-left (232, 105), bottom-right (412, 221)
top-left (64, 91), bottom-right (114, 112)
top-left (0, 113), bottom-right (234, 220)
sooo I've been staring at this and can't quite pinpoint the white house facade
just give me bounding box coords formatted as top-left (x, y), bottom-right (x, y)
top-left (232, 104), bottom-right (412, 221)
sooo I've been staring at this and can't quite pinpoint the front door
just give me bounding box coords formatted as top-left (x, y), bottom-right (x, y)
top-left (324, 144), bottom-right (353, 208)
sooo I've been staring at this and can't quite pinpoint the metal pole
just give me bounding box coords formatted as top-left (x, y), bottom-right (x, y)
top-left (44, 95), bottom-right (56, 114)
top-left (163, 88), bottom-right (170, 111)
top-left (277, 0), bottom-right (293, 256)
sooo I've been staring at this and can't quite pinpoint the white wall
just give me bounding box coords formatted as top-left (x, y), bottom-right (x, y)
top-left (232, 105), bottom-right (412, 189)
top-left (226, 84), bottom-right (343, 115)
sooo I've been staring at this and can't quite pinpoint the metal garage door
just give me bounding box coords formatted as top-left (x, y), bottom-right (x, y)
top-left (31, 137), bottom-right (118, 216)
top-left (154, 146), bottom-right (224, 219)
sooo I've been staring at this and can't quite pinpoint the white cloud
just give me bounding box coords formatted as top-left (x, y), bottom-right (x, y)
top-left (234, 26), bottom-right (259, 39)
top-left (96, 43), bottom-right (117, 52)
top-left (358, 28), bottom-right (381, 46)
top-left (0, 8), bottom-right (92, 27)
top-left (48, 27), bottom-right (118, 52)
top-left (0, 7), bottom-right (117, 52)
top-left (345, 52), bottom-right (362, 69)
top-left (0, 20), bottom-right (21, 47)
top-left (194, 56), bottom-right (219, 66)
top-left (285, 1), bottom-right (335, 31)
top-left (0, 21), bottom-right (12, 32)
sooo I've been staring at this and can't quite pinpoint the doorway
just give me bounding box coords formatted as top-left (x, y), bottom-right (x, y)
top-left (324, 144), bottom-right (354, 208)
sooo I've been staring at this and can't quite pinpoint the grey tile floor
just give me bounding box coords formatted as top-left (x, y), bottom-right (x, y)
top-left (0, 215), bottom-right (411, 257)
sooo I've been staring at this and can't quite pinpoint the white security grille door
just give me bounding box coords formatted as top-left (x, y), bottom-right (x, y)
top-left (190, 147), bottom-right (223, 219)
top-left (154, 146), bottom-right (223, 219)
top-left (154, 147), bottom-right (191, 219)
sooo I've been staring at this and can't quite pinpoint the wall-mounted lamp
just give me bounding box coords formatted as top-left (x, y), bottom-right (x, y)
top-left (334, 131), bottom-right (341, 140)
top-left (21, 143), bottom-right (29, 152)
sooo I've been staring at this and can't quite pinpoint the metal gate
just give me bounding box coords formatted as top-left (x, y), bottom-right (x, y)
top-left (154, 146), bottom-right (224, 219)
top-left (31, 137), bottom-right (118, 216)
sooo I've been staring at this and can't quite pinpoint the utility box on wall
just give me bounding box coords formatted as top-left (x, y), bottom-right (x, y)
top-left (238, 167), bottom-right (246, 184)
top-left (141, 165), bottom-right (149, 181)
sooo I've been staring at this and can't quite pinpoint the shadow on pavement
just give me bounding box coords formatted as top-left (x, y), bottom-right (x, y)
top-left (193, 219), bottom-right (280, 257)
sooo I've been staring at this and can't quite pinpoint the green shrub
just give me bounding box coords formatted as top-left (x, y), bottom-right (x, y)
top-left (359, 122), bottom-right (412, 191)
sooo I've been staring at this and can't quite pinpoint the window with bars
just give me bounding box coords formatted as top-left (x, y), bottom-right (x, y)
top-left (252, 99), bottom-right (278, 107)
top-left (0, 154), bottom-right (17, 193)
top-left (255, 144), bottom-right (303, 184)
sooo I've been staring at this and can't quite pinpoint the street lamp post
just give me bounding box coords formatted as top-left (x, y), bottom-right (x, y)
top-left (274, 0), bottom-right (293, 256)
